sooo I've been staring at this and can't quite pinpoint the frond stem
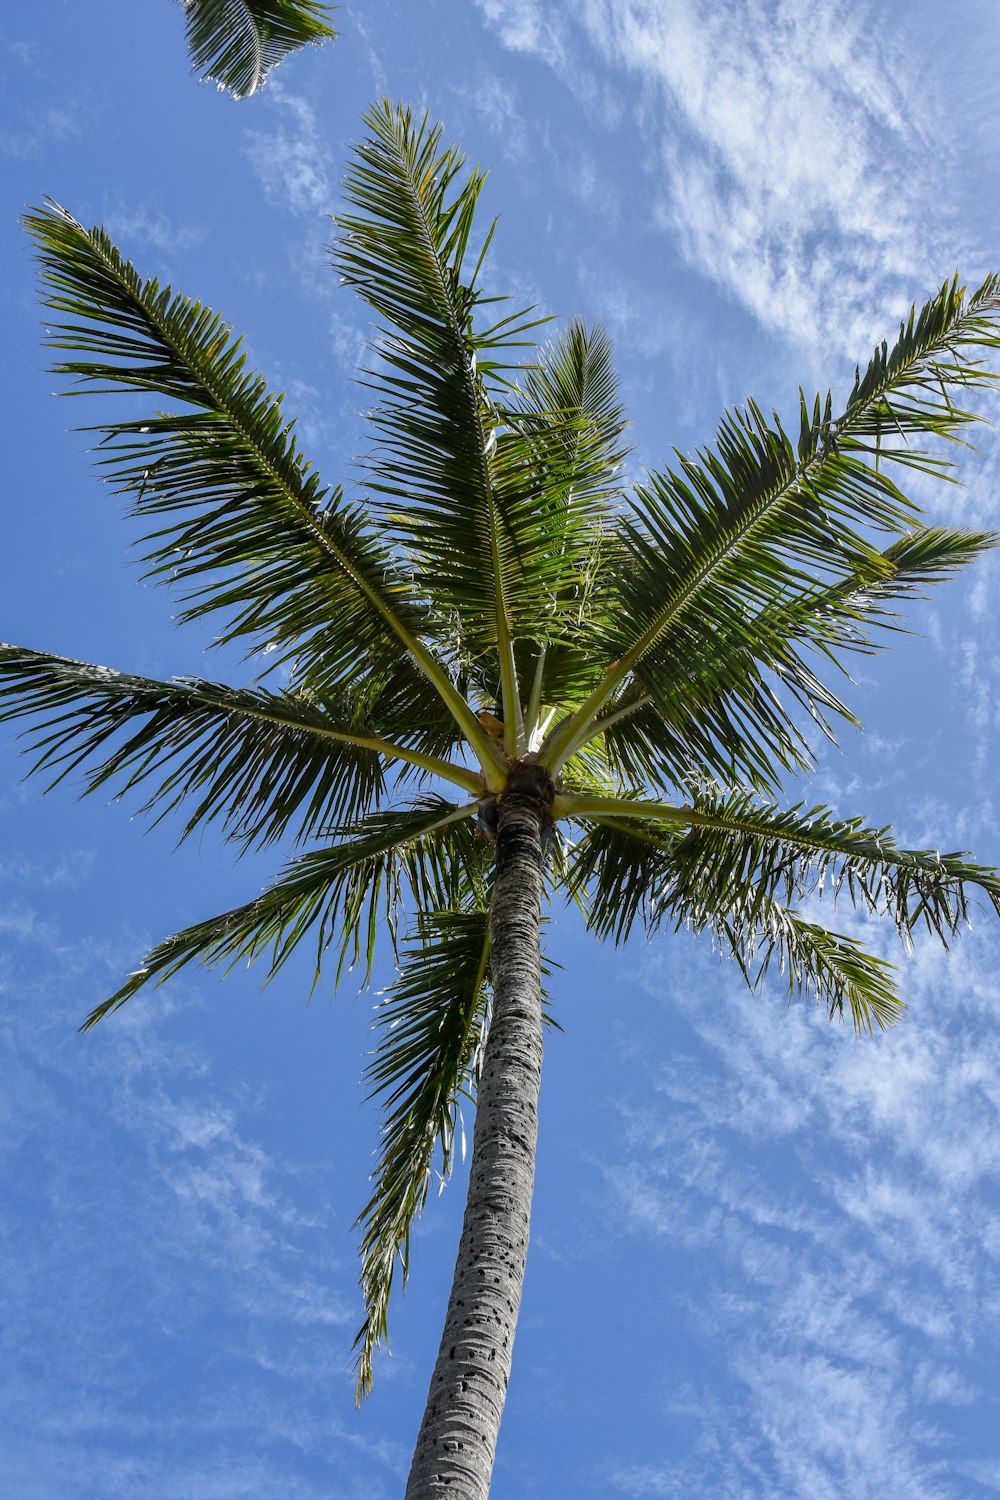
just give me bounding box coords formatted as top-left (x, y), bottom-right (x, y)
top-left (552, 792), bottom-right (690, 824)
top-left (551, 691), bottom-right (654, 765)
top-left (174, 686), bottom-right (485, 791)
top-left (524, 644), bottom-right (547, 751)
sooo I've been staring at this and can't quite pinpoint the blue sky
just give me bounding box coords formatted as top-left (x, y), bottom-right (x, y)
top-left (3, 2), bottom-right (1000, 1496)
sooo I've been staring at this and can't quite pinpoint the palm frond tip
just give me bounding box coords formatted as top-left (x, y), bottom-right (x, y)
top-left (183, 0), bottom-right (337, 99)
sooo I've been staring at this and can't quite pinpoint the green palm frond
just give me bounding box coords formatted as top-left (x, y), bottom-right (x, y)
top-left (82, 797), bottom-right (483, 1029)
top-left (336, 105), bottom-right (617, 749)
top-left (568, 805), bottom-right (904, 1031)
top-left (354, 907), bottom-right (491, 1399)
top-left (780, 525), bottom-right (997, 652)
top-left (25, 201), bottom-right (505, 776)
top-left (0, 646), bottom-right (487, 851)
top-left (505, 317), bottom-right (629, 617)
top-left (336, 101), bottom-right (529, 745)
top-left (511, 320), bottom-right (630, 740)
top-left (596, 523), bottom-right (995, 795)
top-left (664, 788), bottom-right (1000, 943)
top-left (567, 790), bottom-right (1000, 947)
top-left (543, 275), bottom-right (1000, 783)
top-left (183, 0), bottom-right (336, 99)
top-left (715, 897), bottom-right (903, 1035)
top-left (26, 202), bottom-right (422, 688)
top-left (563, 791), bottom-right (1000, 1031)
top-left (713, 523), bottom-right (996, 724)
top-left (515, 318), bottom-right (629, 500)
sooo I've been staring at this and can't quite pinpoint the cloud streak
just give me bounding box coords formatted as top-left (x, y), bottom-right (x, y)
top-left (0, 904), bottom-right (400, 1499)
top-left (243, 84), bottom-right (333, 218)
top-left (599, 923), bottom-right (1000, 1498)
top-left (475, 0), bottom-right (972, 356)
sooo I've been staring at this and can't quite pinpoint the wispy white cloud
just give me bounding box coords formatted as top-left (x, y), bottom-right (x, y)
top-left (452, 71), bottom-right (534, 165)
top-left (100, 202), bottom-right (208, 255)
top-left (0, 898), bottom-right (55, 941)
top-left (598, 920), bottom-right (1000, 1497)
top-left (326, 305), bottom-right (369, 381)
top-left (475, 0), bottom-right (570, 69)
top-left (474, 0), bottom-right (971, 357)
top-left (0, 910), bottom-right (395, 1497)
top-left (243, 85), bottom-right (333, 217)
top-left (0, 848), bottom-right (95, 888)
top-left (1, 35), bottom-right (38, 67)
top-left (0, 98), bottom-right (83, 157)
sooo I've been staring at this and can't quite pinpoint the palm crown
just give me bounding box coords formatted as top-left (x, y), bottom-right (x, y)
top-left (5, 101), bottom-right (1000, 1420)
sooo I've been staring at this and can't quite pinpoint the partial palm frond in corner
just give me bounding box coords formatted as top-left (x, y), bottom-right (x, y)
top-left (182, 0), bottom-right (337, 98)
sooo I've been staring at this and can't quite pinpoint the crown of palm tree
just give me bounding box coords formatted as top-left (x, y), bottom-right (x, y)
top-left (5, 101), bottom-right (1000, 1408)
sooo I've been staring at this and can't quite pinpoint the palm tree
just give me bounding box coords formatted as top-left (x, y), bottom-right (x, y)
top-left (5, 101), bottom-right (1000, 1499)
top-left (181, 0), bottom-right (336, 98)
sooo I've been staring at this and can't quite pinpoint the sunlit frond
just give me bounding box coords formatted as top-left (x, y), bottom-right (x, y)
top-left (716, 897), bottom-right (903, 1035)
top-left (506, 317), bottom-right (630, 610)
top-left (543, 275), bottom-right (1000, 784)
top-left (0, 644), bottom-right (394, 849)
top-left (570, 789), bottom-right (1000, 942)
top-left (25, 204), bottom-right (441, 696)
top-left (510, 320), bottom-right (630, 734)
top-left (182, 0), bottom-right (336, 99)
top-left (596, 523), bottom-right (995, 796)
top-left (565, 789), bottom-right (1000, 1030)
top-left (664, 787), bottom-right (1000, 944)
top-left (335, 107), bottom-right (628, 746)
top-left (82, 798), bottom-right (484, 1029)
top-left (336, 102), bottom-right (529, 739)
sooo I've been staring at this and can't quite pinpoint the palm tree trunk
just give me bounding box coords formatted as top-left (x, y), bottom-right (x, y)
top-left (404, 773), bottom-right (548, 1500)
